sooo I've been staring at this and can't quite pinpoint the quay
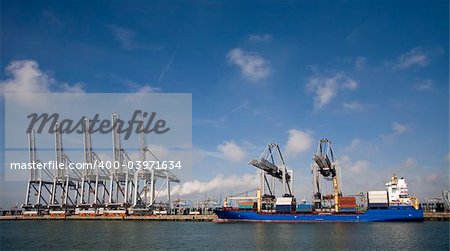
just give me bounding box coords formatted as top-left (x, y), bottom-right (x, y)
top-left (0, 214), bottom-right (217, 221)
top-left (424, 212), bottom-right (450, 221)
top-left (1, 213), bottom-right (448, 221)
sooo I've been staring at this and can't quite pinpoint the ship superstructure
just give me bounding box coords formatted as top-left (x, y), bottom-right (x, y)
top-left (386, 175), bottom-right (411, 206)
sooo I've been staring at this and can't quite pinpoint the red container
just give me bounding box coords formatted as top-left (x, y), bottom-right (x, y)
top-left (339, 197), bottom-right (356, 209)
top-left (239, 201), bottom-right (254, 206)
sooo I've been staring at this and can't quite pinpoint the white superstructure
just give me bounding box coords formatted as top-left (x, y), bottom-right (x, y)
top-left (385, 174), bottom-right (411, 205)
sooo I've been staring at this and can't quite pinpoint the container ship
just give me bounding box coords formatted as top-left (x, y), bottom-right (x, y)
top-left (214, 139), bottom-right (423, 222)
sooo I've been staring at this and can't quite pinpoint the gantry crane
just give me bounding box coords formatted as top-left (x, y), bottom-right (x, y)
top-left (311, 139), bottom-right (341, 212)
top-left (248, 143), bottom-right (293, 211)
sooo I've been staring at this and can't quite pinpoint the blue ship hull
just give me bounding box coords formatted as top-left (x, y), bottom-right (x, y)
top-left (214, 206), bottom-right (423, 222)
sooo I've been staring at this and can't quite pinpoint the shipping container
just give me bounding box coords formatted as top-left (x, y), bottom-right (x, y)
top-left (368, 199), bottom-right (388, 203)
top-left (238, 205), bottom-right (253, 209)
top-left (296, 209), bottom-right (313, 213)
top-left (296, 204), bottom-right (313, 212)
top-left (368, 193), bottom-right (388, 197)
top-left (368, 195), bottom-right (389, 199)
top-left (368, 199), bottom-right (389, 204)
top-left (276, 197), bottom-right (294, 205)
top-left (339, 197), bottom-right (356, 202)
top-left (368, 191), bottom-right (388, 204)
top-left (339, 201), bottom-right (357, 204)
top-left (339, 207), bottom-right (357, 212)
top-left (276, 205), bottom-right (293, 212)
top-left (276, 202), bottom-right (294, 206)
top-left (339, 205), bottom-right (356, 208)
top-left (339, 197), bottom-right (357, 208)
top-left (368, 203), bottom-right (389, 208)
top-left (238, 201), bottom-right (254, 210)
top-left (368, 191), bottom-right (388, 195)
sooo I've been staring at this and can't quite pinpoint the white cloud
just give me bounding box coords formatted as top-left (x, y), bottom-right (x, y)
top-left (381, 122), bottom-right (411, 142)
top-left (0, 59), bottom-right (85, 95)
top-left (401, 158), bottom-right (417, 169)
top-left (285, 129), bottom-right (313, 157)
top-left (307, 73), bottom-right (358, 109)
top-left (339, 155), bottom-right (369, 174)
top-left (146, 144), bottom-right (169, 159)
top-left (0, 60), bottom-right (52, 93)
top-left (307, 77), bottom-right (337, 109)
top-left (351, 160), bottom-right (369, 174)
top-left (248, 33), bottom-right (272, 42)
top-left (414, 79), bottom-right (433, 91)
top-left (344, 57), bottom-right (366, 70)
top-left (168, 173), bottom-right (259, 196)
top-left (343, 101), bottom-right (363, 111)
top-left (217, 141), bottom-right (247, 162)
top-left (392, 122), bottom-right (410, 135)
top-left (227, 48), bottom-right (271, 81)
top-left (345, 138), bottom-right (361, 152)
top-left (394, 47), bottom-right (429, 69)
top-left (61, 83), bottom-right (85, 93)
top-left (122, 84), bottom-right (162, 103)
top-left (136, 84), bottom-right (161, 93)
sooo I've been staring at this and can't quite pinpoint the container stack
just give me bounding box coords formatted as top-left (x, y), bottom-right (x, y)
top-left (368, 191), bottom-right (389, 208)
top-left (276, 197), bottom-right (295, 213)
top-left (338, 196), bottom-right (357, 213)
top-left (238, 201), bottom-right (254, 210)
top-left (296, 203), bottom-right (313, 213)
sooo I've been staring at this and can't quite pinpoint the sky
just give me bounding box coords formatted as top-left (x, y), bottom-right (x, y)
top-left (0, 0), bottom-right (448, 207)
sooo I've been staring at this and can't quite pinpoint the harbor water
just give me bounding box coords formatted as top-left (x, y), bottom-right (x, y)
top-left (0, 221), bottom-right (448, 250)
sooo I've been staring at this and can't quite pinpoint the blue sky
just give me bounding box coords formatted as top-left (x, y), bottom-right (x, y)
top-left (0, 0), bottom-right (448, 206)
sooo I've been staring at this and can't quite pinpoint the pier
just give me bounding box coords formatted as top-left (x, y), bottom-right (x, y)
top-left (0, 214), bottom-right (217, 221)
top-left (424, 212), bottom-right (450, 221)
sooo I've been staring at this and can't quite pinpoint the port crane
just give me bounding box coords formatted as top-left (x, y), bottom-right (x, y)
top-left (443, 190), bottom-right (450, 209)
top-left (223, 143), bottom-right (293, 211)
top-left (249, 143), bottom-right (292, 197)
top-left (311, 139), bottom-right (341, 212)
top-left (248, 143), bottom-right (293, 211)
top-left (22, 112), bottom-right (179, 216)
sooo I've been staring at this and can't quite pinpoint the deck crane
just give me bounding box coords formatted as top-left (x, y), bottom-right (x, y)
top-left (311, 139), bottom-right (341, 212)
top-left (248, 143), bottom-right (293, 211)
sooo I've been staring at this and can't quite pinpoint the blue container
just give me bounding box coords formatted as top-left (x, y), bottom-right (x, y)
top-left (276, 205), bottom-right (292, 213)
top-left (339, 207), bottom-right (356, 212)
top-left (296, 204), bottom-right (313, 212)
